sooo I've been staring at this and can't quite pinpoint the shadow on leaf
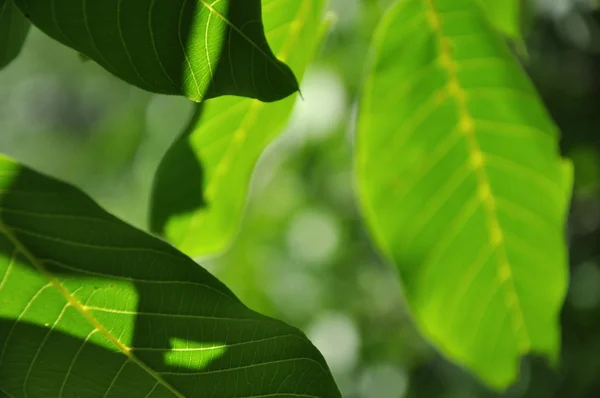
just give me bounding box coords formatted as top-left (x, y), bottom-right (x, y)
top-left (0, 163), bottom-right (340, 397)
top-left (13, 0), bottom-right (297, 103)
top-left (149, 104), bottom-right (207, 243)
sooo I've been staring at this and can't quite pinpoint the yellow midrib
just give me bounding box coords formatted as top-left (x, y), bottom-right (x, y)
top-left (0, 221), bottom-right (185, 398)
top-left (422, 0), bottom-right (531, 350)
top-left (179, 0), bottom-right (314, 250)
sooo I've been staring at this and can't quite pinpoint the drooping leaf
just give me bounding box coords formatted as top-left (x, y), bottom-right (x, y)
top-left (13, 0), bottom-right (298, 102)
top-left (0, 0), bottom-right (31, 70)
top-left (356, 0), bottom-right (572, 389)
top-left (150, 0), bottom-right (329, 258)
top-left (0, 155), bottom-right (341, 397)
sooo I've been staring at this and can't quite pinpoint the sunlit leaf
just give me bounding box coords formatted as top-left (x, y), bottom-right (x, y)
top-left (356, 0), bottom-right (572, 389)
top-left (0, 155), bottom-right (341, 398)
top-left (478, 0), bottom-right (521, 39)
top-left (0, 0), bottom-right (30, 70)
top-left (150, 0), bottom-right (329, 257)
top-left (13, 0), bottom-right (298, 102)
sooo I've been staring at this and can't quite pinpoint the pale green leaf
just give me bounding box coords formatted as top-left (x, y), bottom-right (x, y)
top-left (0, 155), bottom-right (341, 398)
top-left (478, 0), bottom-right (521, 39)
top-left (0, 0), bottom-right (30, 70)
top-left (357, 0), bottom-right (572, 389)
top-left (13, 0), bottom-right (298, 102)
top-left (150, 0), bottom-right (329, 257)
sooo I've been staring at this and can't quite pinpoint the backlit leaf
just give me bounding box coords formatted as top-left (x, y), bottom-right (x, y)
top-left (356, 0), bottom-right (572, 389)
top-left (478, 0), bottom-right (521, 39)
top-left (0, 155), bottom-right (341, 398)
top-left (13, 0), bottom-right (298, 102)
top-left (150, 0), bottom-right (328, 257)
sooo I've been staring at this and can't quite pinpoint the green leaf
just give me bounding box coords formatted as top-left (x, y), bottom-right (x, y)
top-left (0, 155), bottom-right (341, 397)
top-left (13, 0), bottom-right (298, 102)
top-left (0, 0), bottom-right (31, 70)
top-left (77, 51), bottom-right (90, 63)
top-left (478, 0), bottom-right (521, 39)
top-left (150, 0), bottom-right (329, 257)
top-left (356, 0), bottom-right (572, 389)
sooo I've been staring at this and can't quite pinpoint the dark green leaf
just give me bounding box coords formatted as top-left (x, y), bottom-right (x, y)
top-left (150, 0), bottom-right (329, 257)
top-left (0, 155), bottom-right (341, 397)
top-left (13, 0), bottom-right (298, 102)
top-left (0, 0), bottom-right (31, 70)
top-left (356, 0), bottom-right (572, 389)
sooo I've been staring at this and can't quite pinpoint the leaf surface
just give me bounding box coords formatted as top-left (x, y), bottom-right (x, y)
top-left (13, 0), bottom-right (298, 102)
top-left (0, 155), bottom-right (341, 398)
top-left (356, 0), bottom-right (572, 389)
top-left (150, 0), bottom-right (328, 257)
top-left (0, 0), bottom-right (30, 70)
top-left (478, 0), bottom-right (521, 39)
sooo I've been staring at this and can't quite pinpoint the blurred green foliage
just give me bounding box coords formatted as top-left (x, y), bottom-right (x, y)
top-left (2, 0), bottom-right (600, 397)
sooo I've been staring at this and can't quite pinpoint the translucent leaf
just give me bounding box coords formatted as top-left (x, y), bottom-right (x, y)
top-left (150, 0), bottom-right (329, 257)
top-left (0, 0), bottom-right (30, 70)
top-left (479, 0), bottom-right (521, 39)
top-left (13, 0), bottom-right (298, 102)
top-left (0, 155), bottom-right (341, 398)
top-left (356, 0), bottom-right (572, 389)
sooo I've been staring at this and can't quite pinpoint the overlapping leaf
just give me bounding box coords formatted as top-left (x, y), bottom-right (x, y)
top-left (0, 0), bottom-right (30, 70)
top-left (0, 155), bottom-right (341, 397)
top-left (356, 0), bottom-right (572, 389)
top-left (150, 0), bottom-right (327, 257)
top-left (13, 0), bottom-right (298, 102)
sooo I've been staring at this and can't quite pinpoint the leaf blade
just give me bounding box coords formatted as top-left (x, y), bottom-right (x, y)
top-left (150, 0), bottom-right (329, 257)
top-left (356, 0), bottom-right (571, 389)
top-left (478, 0), bottom-right (521, 39)
top-left (0, 155), bottom-right (341, 398)
top-left (0, 0), bottom-right (30, 70)
top-left (13, 0), bottom-right (298, 102)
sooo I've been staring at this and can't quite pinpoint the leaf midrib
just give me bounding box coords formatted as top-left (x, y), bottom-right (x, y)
top-left (0, 220), bottom-right (184, 398)
top-left (421, 0), bottom-right (531, 350)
